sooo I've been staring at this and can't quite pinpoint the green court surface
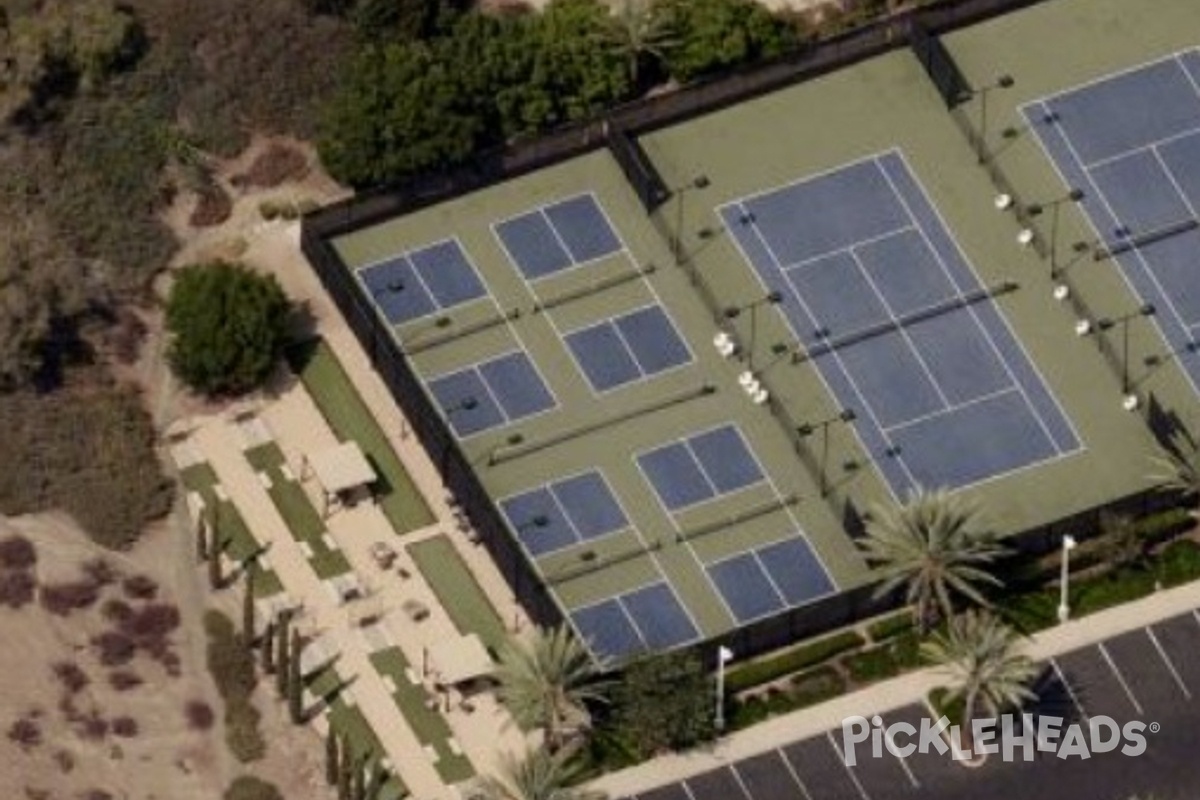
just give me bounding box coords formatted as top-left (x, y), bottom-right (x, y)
top-left (286, 339), bottom-right (435, 535)
top-left (406, 535), bottom-right (507, 652)
top-left (179, 463), bottom-right (284, 597)
top-left (319, 0), bottom-right (1197, 658)
top-left (369, 647), bottom-right (475, 783)
top-left (244, 443), bottom-right (353, 580)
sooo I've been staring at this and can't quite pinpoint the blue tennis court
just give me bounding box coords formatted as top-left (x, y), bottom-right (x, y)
top-left (565, 304), bottom-right (693, 392)
top-left (494, 193), bottom-right (624, 280)
top-left (499, 470), bottom-right (631, 557)
top-left (637, 424), bottom-right (765, 512)
top-left (706, 534), bottom-right (835, 624)
top-left (1024, 50), bottom-right (1200, 396)
top-left (570, 580), bottom-right (700, 660)
top-left (719, 151), bottom-right (1080, 497)
top-left (427, 350), bottom-right (557, 437)
top-left (358, 239), bottom-right (487, 325)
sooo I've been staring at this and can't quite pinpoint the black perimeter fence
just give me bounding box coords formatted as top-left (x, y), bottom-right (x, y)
top-left (300, 0), bottom-right (1156, 665)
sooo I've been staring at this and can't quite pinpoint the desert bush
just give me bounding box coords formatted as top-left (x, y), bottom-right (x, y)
top-left (81, 558), bottom-right (119, 587)
top-left (108, 670), bottom-right (143, 691)
top-left (185, 700), bottom-right (215, 730)
top-left (75, 711), bottom-right (109, 741)
top-left (8, 717), bottom-right (42, 750)
top-left (224, 775), bottom-right (283, 800)
top-left (0, 570), bottom-right (37, 609)
top-left (189, 185), bottom-right (234, 227)
top-left (232, 145), bottom-right (308, 190)
top-left (120, 602), bottom-right (180, 643)
top-left (52, 662), bottom-right (90, 694)
top-left (0, 536), bottom-right (37, 569)
top-left (204, 610), bottom-right (264, 761)
top-left (40, 582), bottom-right (101, 616)
top-left (101, 599), bottom-right (134, 624)
top-left (121, 575), bottom-right (157, 600)
top-left (92, 632), bottom-right (136, 666)
top-left (53, 749), bottom-right (75, 773)
top-left (111, 717), bottom-right (138, 737)
top-left (80, 791), bottom-right (114, 800)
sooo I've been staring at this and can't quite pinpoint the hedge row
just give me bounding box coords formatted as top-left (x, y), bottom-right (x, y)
top-left (203, 610), bottom-right (265, 762)
top-left (729, 666), bottom-right (846, 729)
top-left (725, 630), bottom-right (865, 694)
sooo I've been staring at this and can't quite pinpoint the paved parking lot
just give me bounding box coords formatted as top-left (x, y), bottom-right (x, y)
top-left (626, 611), bottom-right (1200, 800)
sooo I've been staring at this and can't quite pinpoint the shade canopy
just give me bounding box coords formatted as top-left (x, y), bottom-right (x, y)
top-left (308, 441), bottom-right (377, 496)
top-left (428, 633), bottom-right (493, 686)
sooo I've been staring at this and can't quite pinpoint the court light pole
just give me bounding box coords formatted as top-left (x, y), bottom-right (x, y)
top-left (715, 645), bottom-right (734, 732)
top-left (796, 408), bottom-right (857, 497)
top-left (1085, 303), bottom-right (1156, 402)
top-left (965, 74), bottom-right (1015, 164)
top-left (439, 396), bottom-right (479, 484)
top-left (671, 175), bottom-right (711, 268)
top-left (1026, 188), bottom-right (1085, 278)
top-left (1058, 534), bottom-right (1078, 623)
top-left (724, 290), bottom-right (784, 371)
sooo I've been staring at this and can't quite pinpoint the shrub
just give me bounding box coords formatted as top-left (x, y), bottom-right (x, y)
top-left (1158, 539), bottom-right (1200, 588)
top-left (52, 662), bottom-right (90, 694)
top-left (120, 602), bottom-right (181, 644)
top-left (185, 700), bottom-right (215, 730)
top-left (232, 145), bottom-right (309, 190)
top-left (102, 599), bottom-right (134, 624)
top-left (81, 558), bottom-right (119, 587)
top-left (74, 712), bottom-right (109, 741)
top-left (111, 717), bottom-right (138, 738)
top-left (0, 570), bottom-right (36, 609)
top-left (109, 670), bottom-right (143, 691)
top-left (165, 262), bottom-right (291, 396)
top-left (204, 610), bottom-right (264, 762)
top-left (225, 701), bottom-right (266, 762)
top-left (189, 186), bottom-right (234, 228)
top-left (40, 582), bottom-right (101, 616)
top-left (1073, 568), bottom-right (1158, 616)
top-left (842, 632), bottom-right (922, 685)
top-left (866, 611), bottom-right (913, 643)
top-left (8, 717), bottom-right (42, 750)
top-left (726, 629), bottom-right (864, 694)
top-left (224, 775), bottom-right (283, 800)
top-left (121, 575), bottom-right (158, 600)
top-left (0, 536), bottom-right (37, 569)
top-left (93, 632), bottom-right (136, 666)
top-left (53, 749), bottom-right (76, 773)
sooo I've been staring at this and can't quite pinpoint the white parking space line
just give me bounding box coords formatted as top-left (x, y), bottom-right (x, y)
top-left (1191, 608), bottom-right (1200, 630)
top-left (775, 749), bottom-right (816, 800)
top-left (728, 767), bottom-right (757, 800)
top-left (826, 731), bottom-right (872, 800)
top-left (1147, 626), bottom-right (1192, 699)
top-left (1098, 643), bottom-right (1144, 716)
top-left (1051, 658), bottom-right (1090, 722)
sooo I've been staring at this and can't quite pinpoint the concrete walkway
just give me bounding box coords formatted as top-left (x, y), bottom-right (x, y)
top-left (589, 578), bottom-right (1200, 799)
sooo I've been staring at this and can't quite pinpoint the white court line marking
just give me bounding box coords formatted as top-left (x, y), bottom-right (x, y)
top-left (883, 387), bottom-right (1019, 435)
top-left (826, 731), bottom-right (872, 800)
top-left (1146, 626), bottom-right (1192, 700)
top-left (1084, 121), bottom-right (1200, 171)
top-left (775, 224), bottom-right (917, 275)
top-left (1051, 658), bottom-right (1090, 722)
top-left (1098, 642), bottom-right (1144, 716)
top-left (774, 748), bottom-right (816, 800)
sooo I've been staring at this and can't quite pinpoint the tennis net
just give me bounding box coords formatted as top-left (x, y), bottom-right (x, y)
top-left (794, 281), bottom-right (1016, 363)
top-left (1093, 217), bottom-right (1199, 261)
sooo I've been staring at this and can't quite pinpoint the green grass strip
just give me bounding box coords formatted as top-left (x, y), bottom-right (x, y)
top-left (286, 339), bottom-right (434, 535)
top-left (407, 535), bottom-right (506, 653)
top-left (179, 463), bottom-right (283, 596)
top-left (244, 443), bottom-right (352, 580)
top-left (370, 648), bottom-right (475, 783)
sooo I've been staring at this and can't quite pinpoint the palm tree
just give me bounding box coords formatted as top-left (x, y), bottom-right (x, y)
top-left (495, 625), bottom-right (611, 753)
top-left (604, 0), bottom-right (677, 89)
top-left (921, 611), bottom-right (1038, 747)
top-left (1149, 442), bottom-right (1200, 520)
top-left (480, 748), bottom-right (607, 800)
top-left (860, 487), bottom-right (1009, 634)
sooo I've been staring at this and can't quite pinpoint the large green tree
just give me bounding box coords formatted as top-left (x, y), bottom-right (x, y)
top-left (606, 650), bottom-right (713, 757)
top-left (481, 748), bottom-right (606, 800)
top-left (603, 0), bottom-right (678, 90)
top-left (495, 625), bottom-right (610, 753)
top-left (165, 261), bottom-right (291, 396)
top-left (318, 41), bottom-right (480, 188)
top-left (653, 0), bottom-right (795, 84)
top-left (921, 611), bottom-right (1038, 746)
top-left (860, 488), bottom-right (1008, 634)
